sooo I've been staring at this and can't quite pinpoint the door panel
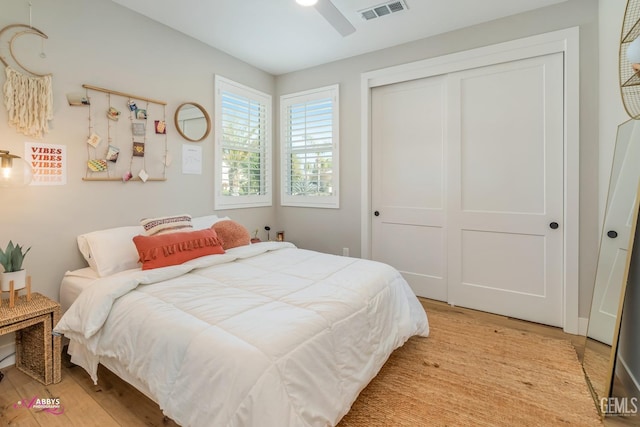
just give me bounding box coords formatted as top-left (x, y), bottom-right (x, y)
top-left (461, 230), bottom-right (545, 295)
top-left (459, 64), bottom-right (546, 214)
top-left (377, 222), bottom-right (445, 298)
top-left (447, 53), bottom-right (564, 327)
top-left (371, 76), bottom-right (447, 301)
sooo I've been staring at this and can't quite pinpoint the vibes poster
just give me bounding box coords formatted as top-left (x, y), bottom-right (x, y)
top-left (25, 142), bottom-right (67, 186)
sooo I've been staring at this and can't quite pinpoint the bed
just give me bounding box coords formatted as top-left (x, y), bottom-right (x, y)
top-left (54, 215), bottom-right (429, 427)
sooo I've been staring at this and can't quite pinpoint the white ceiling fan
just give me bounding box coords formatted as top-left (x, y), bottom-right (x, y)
top-left (297, 0), bottom-right (410, 37)
top-left (296, 0), bottom-right (356, 37)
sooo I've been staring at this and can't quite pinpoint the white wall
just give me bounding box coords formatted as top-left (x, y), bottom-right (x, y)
top-left (0, 0), bottom-right (276, 361)
top-left (276, 0), bottom-right (600, 318)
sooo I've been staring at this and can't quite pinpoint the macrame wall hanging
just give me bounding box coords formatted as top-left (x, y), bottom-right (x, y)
top-left (0, 5), bottom-right (54, 139)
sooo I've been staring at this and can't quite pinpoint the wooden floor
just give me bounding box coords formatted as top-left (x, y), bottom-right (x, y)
top-left (0, 299), bottom-right (628, 426)
top-left (0, 352), bottom-right (180, 426)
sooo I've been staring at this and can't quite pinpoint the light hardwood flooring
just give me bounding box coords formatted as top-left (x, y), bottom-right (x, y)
top-left (0, 299), bottom-right (629, 426)
top-left (0, 352), bottom-right (180, 426)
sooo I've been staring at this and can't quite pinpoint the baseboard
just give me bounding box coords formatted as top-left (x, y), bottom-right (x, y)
top-left (0, 341), bottom-right (16, 369)
top-left (615, 355), bottom-right (640, 399)
top-left (578, 316), bottom-right (589, 336)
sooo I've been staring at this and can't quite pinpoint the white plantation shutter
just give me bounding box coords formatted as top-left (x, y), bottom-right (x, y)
top-left (215, 76), bottom-right (272, 209)
top-left (281, 85), bottom-right (339, 208)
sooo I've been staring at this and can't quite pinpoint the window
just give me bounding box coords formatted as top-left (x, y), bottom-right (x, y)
top-left (214, 76), bottom-right (272, 209)
top-left (280, 85), bottom-right (339, 208)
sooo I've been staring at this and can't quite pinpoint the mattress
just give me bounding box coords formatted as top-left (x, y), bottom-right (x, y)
top-left (60, 267), bottom-right (143, 312)
top-left (59, 267), bottom-right (97, 312)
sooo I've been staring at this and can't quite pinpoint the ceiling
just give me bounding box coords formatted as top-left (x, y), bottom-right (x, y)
top-left (110, 0), bottom-right (568, 75)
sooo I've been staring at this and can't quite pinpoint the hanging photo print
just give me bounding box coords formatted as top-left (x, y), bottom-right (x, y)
top-left (155, 120), bottom-right (166, 134)
top-left (66, 92), bottom-right (90, 106)
top-left (87, 159), bottom-right (108, 172)
top-left (107, 107), bottom-right (120, 121)
top-left (87, 132), bottom-right (101, 147)
top-left (132, 122), bottom-right (145, 136)
top-left (106, 145), bottom-right (120, 162)
top-left (133, 142), bottom-right (145, 157)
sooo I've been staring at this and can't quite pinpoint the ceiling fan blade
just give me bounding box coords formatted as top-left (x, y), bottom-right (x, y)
top-left (315, 0), bottom-right (356, 37)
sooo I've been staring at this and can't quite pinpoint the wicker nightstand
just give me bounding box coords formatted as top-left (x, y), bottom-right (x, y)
top-left (0, 293), bottom-right (61, 385)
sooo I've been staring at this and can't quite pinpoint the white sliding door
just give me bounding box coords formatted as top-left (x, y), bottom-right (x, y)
top-left (446, 53), bottom-right (564, 326)
top-left (371, 76), bottom-right (447, 301)
top-left (371, 52), bottom-right (565, 327)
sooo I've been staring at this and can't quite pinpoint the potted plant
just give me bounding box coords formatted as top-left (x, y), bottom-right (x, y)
top-left (0, 240), bottom-right (30, 292)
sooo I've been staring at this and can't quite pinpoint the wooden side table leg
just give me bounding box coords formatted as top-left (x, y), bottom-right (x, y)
top-left (42, 315), bottom-right (52, 385)
top-left (9, 280), bottom-right (14, 309)
top-left (26, 276), bottom-right (31, 301)
top-left (51, 307), bottom-right (61, 383)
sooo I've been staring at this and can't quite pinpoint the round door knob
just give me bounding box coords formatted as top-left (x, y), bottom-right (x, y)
top-left (374, 211), bottom-right (380, 216)
top-left (549, 222), bottom-right (559, 230)
top-left (607, 230), bottom-right (618, 239)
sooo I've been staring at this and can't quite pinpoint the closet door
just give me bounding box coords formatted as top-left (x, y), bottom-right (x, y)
top-left (371, 76), bottom-right (448, 301)
top-left (371, 52), bottom-right (565, 327)
top-left (447, 53), bottom-right (564, 327)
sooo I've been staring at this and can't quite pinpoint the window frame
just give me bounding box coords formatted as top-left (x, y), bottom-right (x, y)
top-left (280, 84), bottom-right (340, 209)
top-left (214, 75), bottom-right (272, 209)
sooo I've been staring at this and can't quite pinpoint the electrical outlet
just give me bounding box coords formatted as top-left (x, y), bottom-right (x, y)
top-left (342, 247), bottom-right (349, 257)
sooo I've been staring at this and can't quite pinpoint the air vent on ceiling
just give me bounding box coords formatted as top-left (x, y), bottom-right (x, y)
top-left (359, 0), bottom-right (408, 21)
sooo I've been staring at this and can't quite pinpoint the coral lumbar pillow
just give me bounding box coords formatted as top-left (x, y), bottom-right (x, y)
top-left (140, 214), bottom-right (193, 236)
top-left (212, 220), bottom-right (251, 250)
top-left (133, 228), bottom-right (224, 270)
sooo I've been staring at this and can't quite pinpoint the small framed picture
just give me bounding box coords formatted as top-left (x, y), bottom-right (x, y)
top-left (155, 120), bottom-right (166, 134)
top-left (133, 142), bottom-right (145, 157)
top-left (132, 122), bottom-right (145, 136)
top-left (87, 159), bottom-right (107, 172)
top-left (67, 92), bottom-right (90, 106)
top-left (136, 109), bottom-right (147, 120)
top-left (276, 231), bottom-right (285, 242)
top-left (107, 107), bottom-right (121, 121)
top-left (87, 132), bottom-right (101, 147)
top-left (106, 145), bottom-right (120, 162)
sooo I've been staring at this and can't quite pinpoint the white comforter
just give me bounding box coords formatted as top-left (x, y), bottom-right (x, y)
top-left (55, 242), bottom-right (429, 427)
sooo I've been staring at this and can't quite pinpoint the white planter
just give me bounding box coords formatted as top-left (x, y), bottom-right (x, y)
top-left (1, 269), bottom-right (26, 292)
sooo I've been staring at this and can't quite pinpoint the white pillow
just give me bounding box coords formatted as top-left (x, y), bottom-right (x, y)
top-left (191, 215), bottom-right (230, 230)
top-left (77, 225), bottom-right (144, 277)
top-left (77, 215), bottom-right (230, 277)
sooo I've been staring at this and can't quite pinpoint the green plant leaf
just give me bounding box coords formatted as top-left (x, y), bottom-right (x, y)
top-left (0, 241), bottom-right (30, 272)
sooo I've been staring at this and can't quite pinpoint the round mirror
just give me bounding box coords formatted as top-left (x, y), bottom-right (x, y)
top-left (174, 102), bottom-right (211, 142)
